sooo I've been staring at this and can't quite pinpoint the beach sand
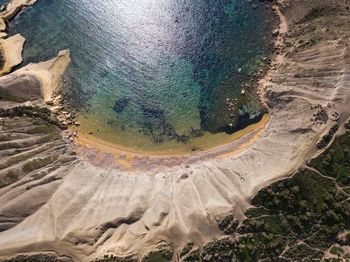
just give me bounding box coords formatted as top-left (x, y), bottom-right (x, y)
top-left (1, 0), bottom-right (350, 261)
top-left (73, 114), bottom-right (270, 170)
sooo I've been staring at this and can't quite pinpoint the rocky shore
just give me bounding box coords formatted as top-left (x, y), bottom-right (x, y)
top-left (0, 0), bottom-right (38, 75)
top-left (0, 0), bottom-right (349, 261)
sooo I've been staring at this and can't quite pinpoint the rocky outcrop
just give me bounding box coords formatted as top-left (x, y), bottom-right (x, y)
top-left (0, 35), bottom-right (25, 76)
top-left (9, 50), bottom-right (71, 103)
top-left (0, 0), bottom-right (39, 75)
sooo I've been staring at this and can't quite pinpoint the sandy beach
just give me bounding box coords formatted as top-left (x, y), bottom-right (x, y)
top-left (0, 0), bottom-right (350, 261)
top-left (73, 114), bottom-right (270, 170)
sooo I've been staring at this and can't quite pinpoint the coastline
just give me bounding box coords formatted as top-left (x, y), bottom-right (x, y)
top-left (0, 34), bottom-right (25, 76)
top-left (0, 0), bottom-right (39, 75)
top-left (257, 4), bottom-right (288, 102)
top-left (67, 2), bottom-right (282, 161)
top-left (1, 0), bottom-right (350, 261)
top-left (73, 114), bottom-right (270, 170)
top-left (75, 114), bottom-right (270, 157)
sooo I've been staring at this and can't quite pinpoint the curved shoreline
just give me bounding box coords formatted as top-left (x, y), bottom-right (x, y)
top-left (44, 1), bottom-right (279, 159)
top-left (0, 0), bottom-right (350, 261)
top-left (64, 4), bottom-right (281, 162)
top-left (74, 114), bottom-right (270, 171)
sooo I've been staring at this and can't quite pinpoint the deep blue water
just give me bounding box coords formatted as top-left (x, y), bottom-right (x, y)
top-left (8, 0), bottom-right (275, 151)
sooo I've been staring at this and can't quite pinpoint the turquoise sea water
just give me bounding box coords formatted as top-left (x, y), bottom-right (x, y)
top-left (8, 0), bottom-right (275, 152)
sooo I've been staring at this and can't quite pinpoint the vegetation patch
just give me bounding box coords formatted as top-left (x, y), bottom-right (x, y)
top-left (178, 123), bottom-right (350, 261)
top-left (316, 124), bottom-right (339, 149)
top-left (1, 254), bottom-right (72, 262)
top-left (22, 156), bottom-right (57, 174)
top-left (141, 242), bottom-right (174, 262)
top-left (95, 255), bottom-right (137, 262)
top-left (94, 124), bottom-right (350, 261)
top-left (0, 106), bottom-right (62, 128)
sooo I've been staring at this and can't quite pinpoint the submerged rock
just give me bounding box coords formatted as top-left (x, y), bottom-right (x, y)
top-left (113, 98), bottom-right (129, 113)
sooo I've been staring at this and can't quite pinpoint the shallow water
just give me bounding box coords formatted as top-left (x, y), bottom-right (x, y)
top-left (8, 0), bottom-right (275, 153)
